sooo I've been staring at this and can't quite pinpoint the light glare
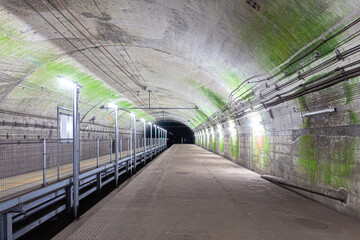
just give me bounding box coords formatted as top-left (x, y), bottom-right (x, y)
top-left (58, 76), bottom-right (74, 89)
top-left (108, 102), bottom-right (117, 109)
top-left (249, 112), bottom-right (265, 136)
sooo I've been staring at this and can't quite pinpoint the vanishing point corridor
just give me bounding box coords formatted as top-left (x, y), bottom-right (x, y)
top-left (55, 145), bottom-right (360, 240)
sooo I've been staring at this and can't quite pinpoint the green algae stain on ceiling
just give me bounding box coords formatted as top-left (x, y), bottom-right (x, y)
top-left (0, 14), bottom-right (153, 125)
top-left (197, 86), bottom-right (227, 109)
top-left (0, 15), bottom-right (56, 64)
top-left (227, 0), bottom-right (353, 71)
top-left (188, 79), bottom-right (227, 111)
top-left (213, 67), bottom-right (246, 91)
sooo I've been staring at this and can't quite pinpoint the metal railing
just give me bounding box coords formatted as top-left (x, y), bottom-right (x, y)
top-left (0, 137), bottom-right (164, 201)
top-left (0, 138), bottom-right (167, 240)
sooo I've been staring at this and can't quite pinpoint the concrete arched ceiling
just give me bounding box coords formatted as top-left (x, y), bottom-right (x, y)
top-left (0, 0), bottom-right (358, 128)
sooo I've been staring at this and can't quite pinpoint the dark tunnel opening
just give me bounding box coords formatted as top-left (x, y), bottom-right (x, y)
top-left (154, 120), bottom-right (195, 147)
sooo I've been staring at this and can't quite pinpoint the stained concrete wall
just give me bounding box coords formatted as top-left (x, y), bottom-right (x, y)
top-left (196, 88), bottom-right (360, 219)
top-left (194, 8), bottom-right (360, 219)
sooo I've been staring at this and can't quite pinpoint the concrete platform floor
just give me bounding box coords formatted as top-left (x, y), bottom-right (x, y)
top-left (55, 144), bottom-right (360, 240)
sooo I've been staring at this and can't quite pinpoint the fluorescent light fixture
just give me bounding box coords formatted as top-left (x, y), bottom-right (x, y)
top-left (141, 118), bottom-right (145, 122)
top-left (57, 76), bottom-right (74, 89)
top-left (301, 108), bottom-right (336, 117)
top-left (108, 102), bottom-right (117, 109)
top-left (148, 122), bottom-right (152, 125)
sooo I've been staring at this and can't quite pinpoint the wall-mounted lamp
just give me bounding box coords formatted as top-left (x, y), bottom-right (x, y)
top-left (301, 108), bottom-right (336, 117)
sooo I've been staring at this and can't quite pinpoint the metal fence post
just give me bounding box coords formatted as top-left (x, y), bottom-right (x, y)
top-left (150, 124), bottom-right (153, 160)
top-left (0, 213), bottom-right (13, 240)
top-left (120, 137), bottom-right (122, 160)
top-left (65, 185), bottom-right (73, 215)
top-left (127, 137), bottom-right (130, 172)
top-left (114, 107), bottom-right (119, 187)
top-left (127, 138), bottom-right (130, 156)
top-left (72, 84), bottom-right (80, 219)
top-left (57, 107), bottom-right (60, 181)
top-left (110, 137), bottom-right (112, 163)
top-left (130, 134), bottom-right (132, 175)
top-left (136, 138), bottom-right (138, 153)
top-left (96, 137), bottom-right (101, 191)
top-left (132, 116), bottom-right (137, 173)
top-left (143, 121), bottom-right (146, 165)
top-left (43, 138), bottom-right (47, 187)
top-left (97, 137), bottom-right (99, 168)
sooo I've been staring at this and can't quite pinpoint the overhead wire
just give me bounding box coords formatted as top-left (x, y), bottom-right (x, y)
top-left (199, 18), bottom-right (360, 130)
top-left (231, 35), bottom-right (360, 114)
top-left (36, 0), bottom-right (147, 107)
top-left (55, 0), bottom-right (145, 89)
top-left (58, 0), bottom-right (185, 121)
top-left (92, 0), bottom-right (148, 86)
top-left (91, 0), bottom-right (158, 112)
top-left (47, 0), bottom-right (144, 93)
top-left (228, 16), bottom-right (360, 105)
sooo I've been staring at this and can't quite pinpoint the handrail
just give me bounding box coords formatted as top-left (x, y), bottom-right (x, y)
top-left (0, 144), bottom-right (167, 240)
top-left (261, 174), bottom-right (348, 203)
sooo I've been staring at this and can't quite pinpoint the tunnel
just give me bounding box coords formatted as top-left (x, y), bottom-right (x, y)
top-left (0, 0), bottom-right (360, 239)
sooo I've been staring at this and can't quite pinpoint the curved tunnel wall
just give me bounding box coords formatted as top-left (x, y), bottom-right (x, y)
top-left (0, 0), bottom-right (357, 131)
top-left (0, 0), bottom-right (360, 220)
top-left (195, 16), bottom-right (360, 218)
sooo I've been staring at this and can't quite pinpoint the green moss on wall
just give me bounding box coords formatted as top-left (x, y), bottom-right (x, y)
top-left (219, 135), bottom-right (224, 154)
top-left (212, 134), bottom-right (216, 152)
top-left (230, 134), bottom-right (239, 159)
top-left (215, 68), bottom-right (253, 100)
top-left (298, 135), bottom-right (356, 189)
top-left (348, 110), bottom-right (358, 125)
top-left (297, 96), bottom-right (309, 128)
top-left (252, 135), bottom-right (271, 167)
top-left (197, 85), bottom-right (227, 108)
top-left (196, 109), bottom-right (208, 121)
top-left (298, 135), bottom-right (318, 183)
top-left (230, 0), bottom-right (351, 71)
top-left (216, 69), bottom-right (245, 90)
top-left (295, 94), bottom-right (306, 110)
top-left (343, 81), bottom-right (354, 105)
